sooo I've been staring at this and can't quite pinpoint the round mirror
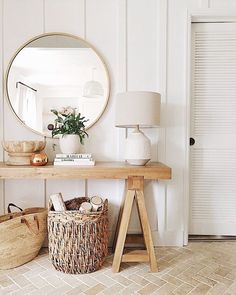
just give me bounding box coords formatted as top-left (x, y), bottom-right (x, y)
top-left (6, 33), bottom-right (110, 136)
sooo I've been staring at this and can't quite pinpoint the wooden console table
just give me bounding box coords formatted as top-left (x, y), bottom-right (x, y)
top-left (0, 161), bottom-right (171, 272)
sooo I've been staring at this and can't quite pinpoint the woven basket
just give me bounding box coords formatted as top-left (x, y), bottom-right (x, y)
top-left (0, 204), bottom-right (47, 269)
top-left (48, 197), bottom-right (109, 274)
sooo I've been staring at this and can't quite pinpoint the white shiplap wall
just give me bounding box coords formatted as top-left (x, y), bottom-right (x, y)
top-left (1, 0), bottom-right (235, 246)
top-left (0, 0), bottom-right (160, 245)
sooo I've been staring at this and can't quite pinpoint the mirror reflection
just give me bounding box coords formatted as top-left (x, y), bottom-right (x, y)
top-left (6, 34), bottom-right (110, 136)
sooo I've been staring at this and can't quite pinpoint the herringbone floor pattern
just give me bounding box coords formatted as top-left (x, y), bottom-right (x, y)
top-left (1, 242), bottom-right (236, 294)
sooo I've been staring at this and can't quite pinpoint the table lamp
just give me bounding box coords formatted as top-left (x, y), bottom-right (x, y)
top-left (115, 91), bottom-right (161, 165)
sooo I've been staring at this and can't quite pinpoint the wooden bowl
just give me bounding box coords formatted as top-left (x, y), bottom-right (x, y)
top-left (2, 141), bottom-right (46, 165)
top-left (2, 141), bottom-right (46, 154)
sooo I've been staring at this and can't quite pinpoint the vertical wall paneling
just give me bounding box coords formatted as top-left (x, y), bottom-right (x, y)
top-left (117, 0), bottom-right (127, 162)
top-left (46, 180), bottom-right (85, 203)
top-left (87, 179), bottom-right (122, 244)
top-left (126, 0), bottom-right (160, 233)
top-left (114, 0), bottom-right (127, 238)
top-left (85, 0), bottom-right (119, 154)
top-left (156, 0), bottom-right (168, 237)
top-left (3, 0), bottom-right (45, 210)
top-left (209, 0), bottom-right (236, 9)
top-left (183, 9), bottom-right (192, 245)
top-left (166, 0), bottom-right (186, 234)
top-left (2, 0), bottom-right (232, 245)
top-left (84, 0), bottom-right (118, 160)
top-left (165, 0), bottom-right (201, 245)
top-left (44, 0), bottom-right (86, 201)
top-left (127, 0), bottom-right (158, 91)
top-left (3, 0), bottom-right (44, 141)
top-left (44, 0), bottom-right (85, 36)
top-left (5, 180), bottom-right (45, 209)
top-left (200, 0), bottom-right (210, 8)
top-left (117, 0), bottom-right (127, 93)
top-left (85, 0), bottom-right (122, 244)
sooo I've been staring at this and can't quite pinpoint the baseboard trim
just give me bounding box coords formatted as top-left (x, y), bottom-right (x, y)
top-left (109, 230), bottom-right (184, 247)
top-left (44, 230), bottom-right (184, 248)
top-left (152, 230), bottom-right (184, 246)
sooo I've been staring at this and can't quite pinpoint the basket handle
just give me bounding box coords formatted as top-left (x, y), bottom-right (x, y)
top-left (21, 215), bottom-right (40, 236)
top-left (7, 203), bottom-right (23, 213)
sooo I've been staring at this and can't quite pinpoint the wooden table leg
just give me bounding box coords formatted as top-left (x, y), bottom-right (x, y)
top-left (112, 176), bottom-right (158, 273)
top-left (136, 190), bottom-right (158, 272)
top-left (112, 184), bottom-right (126, 252)
top-left (112, 189), bottom-right (135, 272)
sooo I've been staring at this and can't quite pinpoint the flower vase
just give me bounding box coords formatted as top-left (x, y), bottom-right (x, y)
top-left (59, 135), bottom-right (81, 154)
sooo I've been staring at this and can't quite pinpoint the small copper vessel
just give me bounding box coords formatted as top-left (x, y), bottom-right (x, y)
top-left (30, 152), bottom-right (48, 166)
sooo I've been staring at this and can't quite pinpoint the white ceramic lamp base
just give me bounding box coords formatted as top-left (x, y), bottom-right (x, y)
top-left (125, 127), bottom-right (151, 166)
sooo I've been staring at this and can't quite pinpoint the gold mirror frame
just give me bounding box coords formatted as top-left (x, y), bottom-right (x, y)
top-left (5, 32), bottom-right (110, 137)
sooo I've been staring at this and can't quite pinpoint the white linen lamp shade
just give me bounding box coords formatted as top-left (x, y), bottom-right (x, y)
top-left (115, 91), bottom-right (161, 165)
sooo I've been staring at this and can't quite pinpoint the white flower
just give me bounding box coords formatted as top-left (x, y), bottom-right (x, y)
top-left (58, 106), bottom-right (76, 116)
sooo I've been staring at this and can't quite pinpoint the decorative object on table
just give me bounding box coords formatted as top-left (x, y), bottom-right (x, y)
top-left (56, 153), bottom-right (92, 159)
top-left (30, 152), bottom-right (48, 166)
top-left (115, 91), bottom-right (161, 165)
top-left (0, 203), bottom-right (47, 269)
top-left (50, 106), bottom-right (89, 154)
top-left (48, 196), bottom-right (108, 274)
top-left (53, 153), bottom-right (95, 166)
top-left (78, 201), bottom-right (92, 213)
top-left (2, 140), bottom-right (46, 165)
top-left (90, 196), bottom-right (103, 212)
top-left (49, 193), bottom-right (66, 211)
top-left (6, 33), bottom-right (110, 137)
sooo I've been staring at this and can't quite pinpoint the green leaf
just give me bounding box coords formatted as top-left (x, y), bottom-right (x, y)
top-left (50, 109), bottom-right (89, 142)
top-left (51, 109), bottom-right (58, 116)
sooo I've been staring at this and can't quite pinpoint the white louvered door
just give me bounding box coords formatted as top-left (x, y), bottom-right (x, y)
top-left (190, 23), bottom-right (236, 235)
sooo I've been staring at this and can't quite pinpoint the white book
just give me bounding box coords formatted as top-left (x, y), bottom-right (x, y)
top-left (54, 158), bottom-right (94, 163)
top-left (55, 153), bottom-right (92, 159)
top-left (54, 160), bottom-right (95, 166)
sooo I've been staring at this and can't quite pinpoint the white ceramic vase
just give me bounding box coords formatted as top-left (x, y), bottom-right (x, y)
top-left (59, 134), bottom-right (81, 154)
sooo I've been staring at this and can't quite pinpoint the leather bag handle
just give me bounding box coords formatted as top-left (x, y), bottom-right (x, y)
top-left (7, 203), bottom-right (23, 213)
top-left (21, 215), bottom-right (40, 236)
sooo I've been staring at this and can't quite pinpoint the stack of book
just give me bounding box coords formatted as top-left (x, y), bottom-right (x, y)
top-left (54, 154), bottom-right (95, 166)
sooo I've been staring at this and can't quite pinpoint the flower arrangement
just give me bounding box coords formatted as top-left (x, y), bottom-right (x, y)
top-left (49, 107), bottom-right (89, 144)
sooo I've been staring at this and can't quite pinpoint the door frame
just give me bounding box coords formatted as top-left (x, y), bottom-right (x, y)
top-left (183, 9), bottom-right (236, 245)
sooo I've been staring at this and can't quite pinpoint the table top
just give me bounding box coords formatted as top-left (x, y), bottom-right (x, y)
top-left (0, 161), bottom-right (171, 180)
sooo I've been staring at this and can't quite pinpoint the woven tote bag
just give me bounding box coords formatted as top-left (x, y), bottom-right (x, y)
top-left (0, 204), bottom-right (47, 269)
